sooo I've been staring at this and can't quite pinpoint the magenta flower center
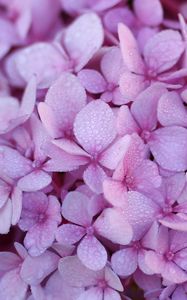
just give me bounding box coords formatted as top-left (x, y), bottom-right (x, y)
top-left (86, 226), bottom-right (94, 236)
top-left (165, 250), bottom-right (174, 261)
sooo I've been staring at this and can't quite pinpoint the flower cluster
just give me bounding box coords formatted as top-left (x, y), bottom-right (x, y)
top-left (1, 0), bottom-right (187, 299)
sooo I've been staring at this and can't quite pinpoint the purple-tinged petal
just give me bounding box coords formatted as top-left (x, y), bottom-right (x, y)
top-left (111, 248), bottom-right (137, 276)
top-left (104, 288), bottom-right (121, 300)
top-left (56, 224), bottom-right (85, 245)
top-left (144, 30), bottom-right (184, 74)
top-left (64, 13), bottom-right (104, 71)
top-left (20, 250), bottom-right (59, 285)
top-left (103, 179), bottom-right (127, 208)
top-left (74, 100), bottom-right (116, 155)
top-left (99, 135), bottom-right (131, 170)
top-left (83, 164), bottom-right (107, 194)
top-left (131, 84), bottom-right (167, 131)
top-left (0, 268), bottom-right (28, 300)
top-left (77, 235), bottom-right (107, 270)
top-left (149, 126), bottom-right (187, 171)
top-left (62, 191), bottom-right (92, 226)
top-left (157, 91), bottom-right (187, 127)
top-left (77, 287), bottom-right (103, 300)
top-left (78, 69), bottom-right (106, 94)
top-left (116, 105), bottom-right (140, 136)
top-left (0, 199), bottom-right (12, 234)
top-left (18, 170), bottom-right (51, 192)
top-left (118, 23), bottom-right (145, 73)
top-left (11, 187), bottom-right (22, 225)
top-left (134, 0), bottom-right (163, 26)
top-left (119, 71), bottom-right (146, 100)
top-left (104, 267), bottom-right (123, 292)
top-left (94, 208), bottom-right (133, 245)
top-left (44, 73), bottom-right (87, 138)
top-left (15, 43), bottom-right (66, 88)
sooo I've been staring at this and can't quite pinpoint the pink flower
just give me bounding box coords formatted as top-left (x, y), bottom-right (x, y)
top-left (56, 191), bottom-right (132, 270)
top-left (118, 23), bottom-right (185, 100)
top-left (117, 84), bottom-right (187, 171)
top-left (5, 13), bottom-right (104, 88)
top-left (145, 225), bottom-right (187, 284)
top-left (78, 47), bottom-right (127, 105)
top-left (58, 255), bottom-right (124, 300)
top-left (19, 192), bottom-right (61, 256)
top-left (0, 243), bottom-right (59, 300)
top-left (50, 100), bottom-right (131, 193)
top-left (104, 133), bottom-right (161, 204)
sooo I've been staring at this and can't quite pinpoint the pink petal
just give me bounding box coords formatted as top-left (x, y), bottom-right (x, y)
top-left (18, 170), bottom-right (51, 192)
top-left (77, 288), bottom-right (103, 300)
top-left (103, 179), bottom-right (127, 208)
top-left (19, 76), bottom-right (36, 119)
top-left (119, 71), bottom-right (146, 100)
top-left (138, 249), bottom-right (154, 275)
top-left (11, 186), bottom-right (22, 225)
top-left (74, 100), bottom-right (116, 155)
top-left (19, 192), bottom-right (48, 231)
top-left (134, 0), bottom-right (163, 26)
top-left (145, 251), bottom-right (165, 274)
top-left (131, 84), bottom-right (167, 131)
top-left (0, 146), bottom-right (32, 179)
top-left (118, 23), bottom-right (145, 73)
top-left (78, 69), bottom-right (106, 93)
top-left (162, 261), bottom-right (187, 284)
top-left (100, 47), bottom-right (126, 84)
top-left (44, 73), bottom-right (87, 137)
top-left (157, 91), bottom-right (187, 127)
top-left (144, 30), bottom-right (184, 74)
top-left (172, 286), bottom-right (187, 300)
top-left (15, 43), bottom-right (66, 88)
top-left (111, 248), bottom-right (137, 276)
top-left (94, 208), bottom-right (133, 245)
top-left (0, 199), bottom-right (12, 234)
top-left (0, 180), bottom-right (10, 209)
top-left (83, 164), bottom-right (107, 194)
top-left (159, 214), bottom-right (187, 231)
top-left (58, 255), bottom-right (102, 287)
top-left (0, 252), bottom-right (20, 274)
top-left (64, 13), bottom-right (104, 71)
top-left (38, 102), bottom-right (61, 138)
top-left (52, 138), bottom-right (90, 158)
top-left (93, 0), bottom-right (122, 11)
top-left (62, 191), bottom-right (92, 226)
top-left (55, 224), bottom-right (85, 245)
top-left (43, 142), bottom-right (88, 172)
top-left (0, 268), bottom-right (28, 300)
top-left (133, 160), bottom-right (162, 192)
top-left (116, 105), bottom-right (140, 136)
top-left (20, 251), bottom-right (59, 285)
top-left (123, 191), bottom-right (158, 240)
top-left (104, 8), bottom-right (135, 34)
top-left (149, 126), bottom-right (187, 171)
top-left (99, 135), bottom-right (131, 170)
top-left (104, 267), bottom-right (123, 291)
top-left (24, 220), bottom-right (57, 256)
top-left (104, 288), bottom-right (121, 300)
top-left (77, 235), bottom-right (107, 270)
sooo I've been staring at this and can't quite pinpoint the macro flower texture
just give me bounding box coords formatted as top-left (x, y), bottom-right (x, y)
top-left (2, 0), bottom-right (187, 299)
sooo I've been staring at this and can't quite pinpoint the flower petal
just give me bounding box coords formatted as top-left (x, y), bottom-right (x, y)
top-left (56, 224), bottom-right (85, 245)
top-left (64, 13), bottom-right (104, 71)
top-left (94, 208), bottom-right (133, 245)
top-left (77, 235), bottom-right (107, 270)
top-left (78, 69), bottom-right (106, 94)
top-left (111, 248), bottom-right (137, 276)
top-left (74, 100), bottom-right (116, 155)
top-left (149, 126), bottom-right (187, 171)
top-left (134, 0), bottom-right (163, 26)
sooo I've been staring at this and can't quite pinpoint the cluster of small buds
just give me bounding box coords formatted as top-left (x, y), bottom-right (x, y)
top-left (1, 0), bottom-right (187, 299)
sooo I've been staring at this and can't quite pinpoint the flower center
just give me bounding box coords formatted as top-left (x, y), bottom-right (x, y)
top-left (86, 226), bottom-right (94, 236)
top-left (132, 241), bottom-right (142, 250)
top-left (97, 279), bottom-right (107, 289)
top-left (107, 83), bottom-right (115, 92)
top-left (141, 130), bottom-right (151, 142)
top-left (165, 250), bottom-right (174, 261)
